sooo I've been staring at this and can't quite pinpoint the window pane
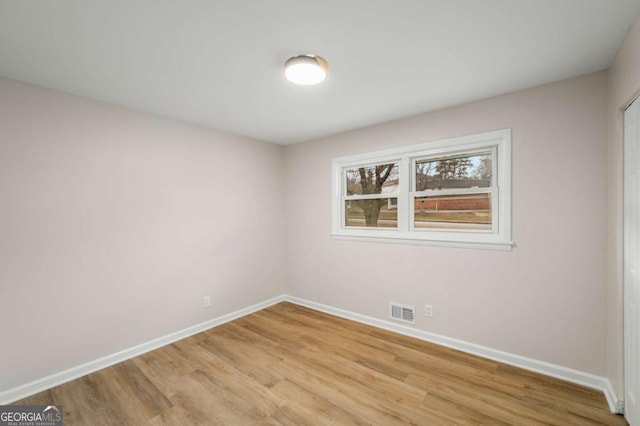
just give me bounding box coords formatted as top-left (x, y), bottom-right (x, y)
top-left (414, 193), bottom-right (491, 230)
top-left (345, 198), bottom-right (398, 228)
top-left (346, 163), bottom-right (399, 195)
top-left (415, 152), bottom-right (491, 191)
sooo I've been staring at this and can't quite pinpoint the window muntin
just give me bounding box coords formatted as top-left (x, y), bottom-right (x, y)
top-left (331, 129), bottom-right (512, 250)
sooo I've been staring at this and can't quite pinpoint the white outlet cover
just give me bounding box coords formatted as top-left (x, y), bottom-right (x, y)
top-left (424, 305), bottom-right (433, 318)
top-left (203, 296), bottom-right (211, 308)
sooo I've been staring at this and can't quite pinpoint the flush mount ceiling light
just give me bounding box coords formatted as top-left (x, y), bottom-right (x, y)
top-left (284, 54), bottom-right (328, 85)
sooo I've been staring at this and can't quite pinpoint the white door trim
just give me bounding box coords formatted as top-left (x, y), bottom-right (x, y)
top-left (624, 96), bottom-right (640, 425)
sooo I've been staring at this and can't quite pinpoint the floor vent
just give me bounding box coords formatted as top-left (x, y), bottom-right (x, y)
top-left (389, 302), bottom-right (415, 324)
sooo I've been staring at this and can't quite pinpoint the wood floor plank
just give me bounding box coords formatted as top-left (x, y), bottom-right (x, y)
top-left (270, 378), bottom-right (366, 425)
top-left (108, 361), bottom-right (174, 419)
top-left (14, 302), bottom-right (627, 425)
top-left (272, 356), bottom-right (421, 425)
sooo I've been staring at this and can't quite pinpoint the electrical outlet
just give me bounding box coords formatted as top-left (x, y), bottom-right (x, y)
top-left (424, 304), bottom-right (433, 318)
top-left (203, 296), bottom-right (211, 308)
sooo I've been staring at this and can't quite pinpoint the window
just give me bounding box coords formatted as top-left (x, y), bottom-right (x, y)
top-left (344, 163), bottom-right (399, 228)
top-left (331, 129), bottom-right (512, 250)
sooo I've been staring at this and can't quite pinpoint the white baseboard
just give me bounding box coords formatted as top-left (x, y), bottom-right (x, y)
top-left (283, 295), bottom-right (623, 414)
top-left (1, 294), bottom-right (624, 414)
top-left (0, 295), bottom-right (286, 405)
top-left (604, 380), bottom-right (625, 415)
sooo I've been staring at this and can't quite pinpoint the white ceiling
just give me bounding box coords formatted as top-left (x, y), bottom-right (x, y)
top-left (1, 1), bottom-right (639, 144)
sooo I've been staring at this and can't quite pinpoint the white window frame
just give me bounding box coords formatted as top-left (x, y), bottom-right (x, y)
top-left (331, 129), bottom-right (512, 250)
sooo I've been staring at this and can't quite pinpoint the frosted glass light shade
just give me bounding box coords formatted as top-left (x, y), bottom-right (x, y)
top-left (284, 55), bottom-right (328, 85)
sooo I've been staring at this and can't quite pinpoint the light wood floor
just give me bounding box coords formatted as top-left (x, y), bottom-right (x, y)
top-left (19, 302), bottom-right (627, 425)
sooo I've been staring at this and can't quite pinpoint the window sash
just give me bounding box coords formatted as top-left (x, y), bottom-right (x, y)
top-left (412, 146), bottom-right (497, 191)
top-left (411, 186), bottom-right (494, 197)
top-left (342, 161), bottom-right (401, 196)
top-left (341, 158), bottom-right (406, 230)
top-left (343, 197), bottom-right (399, 229)
top-left (410, 188), bottom-right (497, 234)
top-left (344, 193), bottom-right (400, 201)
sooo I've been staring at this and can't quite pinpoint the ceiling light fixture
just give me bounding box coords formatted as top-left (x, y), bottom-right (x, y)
top-left (284, 54), bottom-right (328, 85)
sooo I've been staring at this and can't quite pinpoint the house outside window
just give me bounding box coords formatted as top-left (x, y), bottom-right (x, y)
top-left (331, 129), bottom-right (512, 250)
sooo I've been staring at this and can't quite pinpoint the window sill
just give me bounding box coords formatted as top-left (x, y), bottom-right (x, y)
top-left (330, 232), bottom-right (514, 251)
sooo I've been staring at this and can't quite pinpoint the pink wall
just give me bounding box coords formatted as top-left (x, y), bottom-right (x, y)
top-left (0, 78), bottom-right (285, 392)
top-left (284, 72), bottom-right (608, 375)
top-left (606, 12), bottom-right (640, 398)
